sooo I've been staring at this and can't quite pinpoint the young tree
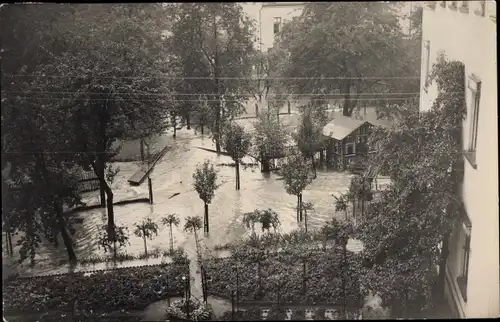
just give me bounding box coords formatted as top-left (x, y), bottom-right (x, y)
top-left (294, 109), bottom-right (326, 178)
top-left (280, 151), bottom-right (313, 222)
top-left (334, 194), bottom-right (349, 221)
top-left (356, 58), bottom-right (467, 316)
top-left (184, 216), bottom-right (203, 258)
top-left (300, 201), bottom-right (314, 233)
top-left (275, 2), bottom-right (418, 117)
top-left (252, 111), bottom-right (288, 172)
top-left (222, 123), bottom-right (252, 190)
top-left (257, 209), bottom-right (281, 233)
top-left (97, 224), bottom-right (130, 259)
top-left (133, 218), bottom-right (159, 256)
top-left (162, 214), bottom-right (181, 252)
top-left (192, 160), bottom-right (218, 234)
top-left (166, 3), bottom-right (256, 152)
top-left (242, 210), bottom-right (260, 235)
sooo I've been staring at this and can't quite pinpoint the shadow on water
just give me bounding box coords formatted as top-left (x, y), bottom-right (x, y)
top-left (10, 130), bottom-right (354, 276)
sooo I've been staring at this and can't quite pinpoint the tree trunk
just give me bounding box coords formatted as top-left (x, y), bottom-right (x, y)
top-left (98, 160), bottom-right (106, 207)
top-left (261, 155), bottom-right (271, 173)
top-left (299, 193), bottom-right (303, 222)
top-left (143, 236), bottom-right (148, 256)
top-left (186, 113), bottom-right (191, 130)
top-left (319, 150), bottom-right (324, 166)
top-left (204, 203), bottom-right (209, 234)
top-left (140, 139), bottom-right (145, 162)
top-left (235, 161), bottom-right (240, 190)
top-left (173, 115), bottom-right (177, 138)
top-left (311, 154), bottom-right (317, 178)
top-left (287, 101), bottom-right (291, 114)
top-left (214, 17), bottom-right (221, 153)
top-left (170, 225), bottom-right (174, 251)
top-left (201, 122), bottom-right (204, 135)
top-left (296, 194), bottom-right (300, 222)
top-left (255, 103), bottom-right (259, 116)
top-left (59, 220), bottom-right (77, 262)
top-left (352, 199), bottom-right (356, 219)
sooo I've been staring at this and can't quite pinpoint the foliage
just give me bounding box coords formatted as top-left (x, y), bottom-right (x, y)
top-left (334, 194), bottom-right (349, 214)
top-left (133, 218), bottom-right (159, 240)
top-left (166, 297), bottom-right (213, 321)
top-left (192, 160), bottom-right (218, 204)
top-left (166, 3), bottom-right (257, 151)
top-left (356, 58), bottom-right (467, 315)
top-left (280, 150), bottom-right (313, 196)
top-left (184, 216), bottom-right (203, 235)
top-left (162, 213), bottom-right (181, 251)
top-left (252, 110), bottom-right (289, 160)
top-left (222, 123), bottom-right (252, 162)
top-left (218, 308), bottom-right (262, 321)
top-left (3, 264), bottom-right (187, 314)
top-left (97, 224), bottom-right (130, 255)
top-left (205, 248), bottom-right (362, 306)
top-left (242, 209), bottom-right (280, 233)
top-left (294, 106), bottom-right (327, 166)
top-left (133, 218), bottom-right (159, 255)
top-left (273, 2), bottom-right (419, 117)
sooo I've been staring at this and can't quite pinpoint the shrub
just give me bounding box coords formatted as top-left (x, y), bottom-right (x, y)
top-left (3, 264), bottom-right (188, 315)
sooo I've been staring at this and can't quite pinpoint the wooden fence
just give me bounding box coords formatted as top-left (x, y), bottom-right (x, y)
top-left (76, 171), bottom-right (99, 193)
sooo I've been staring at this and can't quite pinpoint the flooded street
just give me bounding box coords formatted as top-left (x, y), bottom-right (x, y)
top-left (10, 128), bottom-right (355, 276)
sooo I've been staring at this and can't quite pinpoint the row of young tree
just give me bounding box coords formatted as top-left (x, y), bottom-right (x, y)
top-left (0, 3), bottom-right (260, 264)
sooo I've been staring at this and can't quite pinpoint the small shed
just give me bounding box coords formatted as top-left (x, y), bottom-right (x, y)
top-left (322, 113), bottom-right (389, 170)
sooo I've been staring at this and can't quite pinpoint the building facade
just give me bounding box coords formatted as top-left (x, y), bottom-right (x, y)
top-left (258, 2), bottom-right (305, 53)
top-left (420, 1), bottom-right (498, 318)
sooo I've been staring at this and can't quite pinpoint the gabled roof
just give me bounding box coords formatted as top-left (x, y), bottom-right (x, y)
top-left (322, 115), bottom-right (369, 140)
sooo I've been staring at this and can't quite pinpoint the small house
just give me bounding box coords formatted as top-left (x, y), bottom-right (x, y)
top-left (322, 114), bottom-right (390, 170)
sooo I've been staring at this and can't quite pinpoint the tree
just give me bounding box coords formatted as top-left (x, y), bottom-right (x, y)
top-left (166, 3), bottom-right (256, 152)
top-left (184, 216), bottom-right (203, 259)
top-left (242, 210), bottom-right (260, 235)
top-left (97, 224), bottom-right (130, 259)
top-left (294, 107), bottom-right (326, 178)
top-left (257, 209), bottom-right (280, 233)
top-left (334, 194), bottom-right (349, 221)
top-left (15, 4), bottom-right (174, 243)
top-left (355, 58), bottom-right (467, 316)
top-left (162, 214), bottom-right (181, 252)
top-left (222, 123), bottom-right (252, 190)
top-left (133, 218), bottom-right (159, 256)
top-left (280, 151), bottom-right (313, 222)
top-left (300, 201), bottom-right (314, 233)
top-left (252, 110), bottom-right (288, 172)
top-left (1, 3), bottom-right (83, 264)
top-left (192, 160), bottom-right (218, 234)
top-left (274, 2), bottom-right (418, 117)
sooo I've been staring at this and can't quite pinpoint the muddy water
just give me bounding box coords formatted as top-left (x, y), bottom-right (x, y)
top-left (8, 129), bottom-right (356, 276)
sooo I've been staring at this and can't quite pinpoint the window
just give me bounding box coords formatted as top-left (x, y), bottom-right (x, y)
top-left (475, 0), bottom-right (486, 16)
top-left (273, 17), bottom-right (281, 35)
top-left (423, 40), bottom-right (431, 91)
top-left (346, 143), bottom-right (355, 155)
top-left (456, 218), bottom-right (472, 302)
top-left (465, 74), bottom-right (481, 168)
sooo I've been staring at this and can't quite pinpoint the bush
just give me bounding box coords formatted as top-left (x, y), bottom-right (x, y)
top-left (166, 298), bottom-right (213, 321)
top-left (205, 249), bottom-right (362, 306)
top-left (3, 264), bottom-right (188, 315)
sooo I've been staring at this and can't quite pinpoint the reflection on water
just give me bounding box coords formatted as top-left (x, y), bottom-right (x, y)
top-left (10, 130), bottom-right (354, 276)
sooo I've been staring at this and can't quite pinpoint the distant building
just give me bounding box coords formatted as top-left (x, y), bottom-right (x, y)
top-left (420, 1), bottom-right (498, 318)
top-left (258, 2), bottom-right (305, 52)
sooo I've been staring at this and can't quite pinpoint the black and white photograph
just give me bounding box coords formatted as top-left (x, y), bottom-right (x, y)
top-left (1, 1), bottom-right (498, 321)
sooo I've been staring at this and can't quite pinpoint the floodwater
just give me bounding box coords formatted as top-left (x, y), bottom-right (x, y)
top-left (7, 128), bottom-right (359, 276)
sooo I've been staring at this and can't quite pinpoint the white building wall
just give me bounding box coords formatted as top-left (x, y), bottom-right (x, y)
top-left (420, 1), bottom-right (499, 318)
top-left (258, 2), bottom-right (305, 52)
